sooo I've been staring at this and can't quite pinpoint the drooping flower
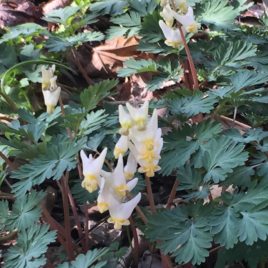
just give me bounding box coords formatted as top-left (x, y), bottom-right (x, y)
top-left (128, 109), bottom-right (163, 177)
top-left (159, 20), bottom-right (183, 48)
top-left (41, 65), bottom-right (61, 113)
top-left (118, 105), bottom-right (133, 135)
top-left (173, 0), bottom-right (188, 14)
top-left (126, 101), bottom-right (149, 130)
top-left (80, 148), bottom-right (107, 193)
top-left (114, 135), bottom-right (129, 159)
top-left (97, 176), bottom-right (138, 213)
top-left (107, 193), bottom-right (141, 230)
top-left (171, 6), bottom-right (199, 33)
top-left (160, 4), bottom-right (174, 27)
top-left (124, 153), bottom-right (137, 181)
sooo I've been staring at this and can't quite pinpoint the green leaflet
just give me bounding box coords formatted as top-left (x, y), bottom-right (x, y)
top-left (3, 224), bottom-right (56, 268)
top-left (11, 136), bottom-right (84, 196)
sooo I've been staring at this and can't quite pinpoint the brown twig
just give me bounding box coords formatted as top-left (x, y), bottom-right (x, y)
top-left (145, 176), bottom-right (156, 213)
top-left (0, 192), bottom-right (15, 201)
top-left (166, 179), bottom-right (179, 209)
top-left (84, 205), bottom-right (90, 252)
top-left (0, 152), bottom-right (15, 170)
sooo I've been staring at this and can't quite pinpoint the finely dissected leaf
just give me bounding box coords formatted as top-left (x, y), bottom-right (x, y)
top-left (210, 206), bottom-right (240, 249)
top-left (80, 79), bottom-right (118, 111)
top-left (12, 136), bottom-right (83, 196)
top-left (43, 6), bottom-right (80, 24)
top-left (160, 120), bottom-right (222, 176)
top-left (146, 207), bottom-right (212, 265)
top-left (46, 32), bottom-right (104, 52)
top-left (3, 224), bottom-right (56, 268)
top-left (117, 59), bottom-right (158, 77)
top-left (79, 110), bottom-right (108, 136)
top-left (167, 91), bottom-right (218, 117)
top-left (90, 0), bottom-right (128, 15)
top-left (202, 136), bottom-right (248, 183)
top-left (107, 12), bottom-right (141, 39)
top-left (57, 248), bottom-right (109, 268)
top-left (129, 0), bottom-right (157, 16)
top-left (0, 23), bottom-right (46, 44)
top-left (238, 211), bottom-right (268, 245)
top-left (0, 200), bottom-right (9, 230)
top-left (6, 191), bottom-right (45, 231)
top-left (197, 0), bottom-right (250, 28)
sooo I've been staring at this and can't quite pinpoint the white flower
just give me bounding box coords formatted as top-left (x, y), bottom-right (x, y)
top-left (114, 135), bottom-right (129, 159)
top-left (124, 153), bottom-right (137, 181)
top-left (128, 110), bottom-right (163, 178)
top-left (42, 87), bottom-right (61, 114)
top-left (41, 65), bottom-right (56, 90)
top-left (97, 176), bottom-right (138, 213)
top-left (119, 105), bottom-right (133, 135)
top-left (160, 4), bottom-right (174, 27)
top-left (126, 101), bottom-right (149, 130)
top-left (173, 0), bottom-right (188, 14)
top-left (108, 193), bottom-right (141, 230)
top-left (171, 6), bottom-right (199, 33)
top-left (159, 20), bottom-right (183, 48)
top-left (80, 148), bottom-right (107, 193)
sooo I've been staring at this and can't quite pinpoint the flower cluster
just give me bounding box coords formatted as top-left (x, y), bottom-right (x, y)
top-left (80, 102), bottom-right (163, 230)
top-left (41, 65), bottom-right (61, 113)
top-left (159, 0), bottom-right (199, 48)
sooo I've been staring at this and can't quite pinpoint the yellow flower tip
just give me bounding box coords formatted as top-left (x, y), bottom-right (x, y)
top-left (42, 82), bottom-right (50, 90)
top-left (178, 2), bottom-right (188, 14)
top-left (124, 171), bottom-right (134, 181)
top-left (139, 150), bottom-right (158, 162)
top-left (165, 40), bottom-right (182, 48)
top-left (143, 139), bottom-right (155, 151)
top-left (82, 173), bottom-right (98, 193)
top-left (139, 164), bottom-right (161, 178)
top-left (120, 121), bottom-right (132, 135)
top-left (114, 184), bottom-right (129, 198)
top-left (114, 146), bottom-right (126, 159)
top-left (134, 117), bottom-right (146, 130)
top-left (108, 217), bottom-right (130, 230)
top-left (46, 104), bottom-right (55, 114)
top-left (187, 23), bottom-right (199, 33)
top-left (97, 202), bottom-right (109, 213)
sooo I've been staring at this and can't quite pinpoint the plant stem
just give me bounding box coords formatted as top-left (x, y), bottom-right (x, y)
top-left (145, 176), bottom-right (156, 213)
top-left (66, 182), bottom-right (85, 250)
top-left (61, 173), bottom-right (75, 260)
top-left (178, 26), bottom-right (198, 90)
top-left (84, 205), bottom-right (89, 252)
top-left (0, 151), bottom-right (15, 170)
top-left (129, 217), bottom-right (139, 266)
top-left (135, 206), bottom-right (148, 224)
top-left (166, 179), bottom-right (179, 209)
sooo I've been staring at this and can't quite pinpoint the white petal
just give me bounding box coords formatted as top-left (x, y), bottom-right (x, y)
top-left (112, 155), bottom-right (126, 186)
top-left (92, 148), bottom-right (107, 171)
top-left (127, 177), bottom-right (138, 192)
top-left (124, 153), bottom-right (137, 174)
top-left (42, 87), bottom-right (61, 106)
top-left (109, 193), bottom-right (141, 219)
top-left (171, 6), bottom-right (195, 27)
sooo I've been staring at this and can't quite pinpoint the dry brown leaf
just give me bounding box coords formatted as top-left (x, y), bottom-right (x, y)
top-left (81, 36), bottom-right (141, 77)
top-left (41, 0), bottom-right (72, 14)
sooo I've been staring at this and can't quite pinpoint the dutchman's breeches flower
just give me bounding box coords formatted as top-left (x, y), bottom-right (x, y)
top-left (41, 65), bottom-right (61, 114)
top-left (119, 105), bottom-right (133, 135)
top-left (80, 148), bottom-right (107, 193)
top-left (107, 193), bottom-right (141, 230)
top-left (114, 135), bottom-right (129, 159)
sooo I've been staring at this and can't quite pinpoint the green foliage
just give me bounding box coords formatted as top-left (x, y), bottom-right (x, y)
top-left (107, 12), bottom-right (141, 39)
top-left (0, 191), bottom-right (45, 231)
top-left (11, 136), bottom-right (84, 196)
top-left (197, 0), bottom-right (251, 28)
top-left (46, 32), bottom-right (105, 52)
top-left (57, 248), bottom-right (109, 268)
top-left (80, 79), bottom-right (118, 111)
top-left (90, 0), bottom-right (128, 15)
top-left (146, 205), bottom-right (212, 265)
top-left (3, 224), bottom-right (56, 268)
top-left (202, 136), bottom-right (248, 183)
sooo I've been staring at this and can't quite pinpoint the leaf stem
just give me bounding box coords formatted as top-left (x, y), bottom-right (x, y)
top-left (0, 151), bottom-right (15, 170)
top-left (145, 175), bottom-right (156, 213)
top-left (129, 217), bottom-right (140, 266)
top-left (166, 179), bottom-right (179, 209)
top-left (61, 173), bottom-right (75, 260)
